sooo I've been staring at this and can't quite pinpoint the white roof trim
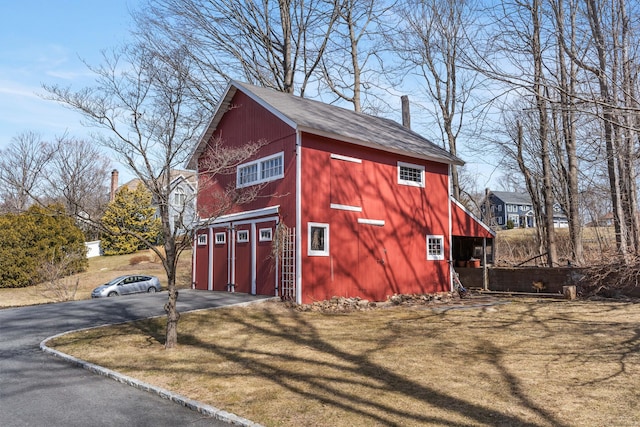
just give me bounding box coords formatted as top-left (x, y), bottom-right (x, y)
top-left (201, 205), bottom-right (280, 225)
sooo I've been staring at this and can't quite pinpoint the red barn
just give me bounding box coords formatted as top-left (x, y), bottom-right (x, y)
top-left (187, 81), bottom-right (493, 304)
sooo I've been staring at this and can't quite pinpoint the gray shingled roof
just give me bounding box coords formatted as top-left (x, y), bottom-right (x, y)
top-left (187, 81), bottom-right (464, 169)
top-left (490, 191), bottom-right (533, 205)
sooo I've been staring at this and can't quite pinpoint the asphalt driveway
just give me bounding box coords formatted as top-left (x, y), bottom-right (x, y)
top-left (0, 290), bottom-right (271, 426)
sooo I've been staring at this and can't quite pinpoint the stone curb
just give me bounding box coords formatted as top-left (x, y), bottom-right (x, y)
top-left (40, 298), bottom-right (276, 427)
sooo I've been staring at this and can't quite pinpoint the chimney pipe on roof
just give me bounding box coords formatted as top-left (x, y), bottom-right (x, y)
top-left (110, 169), bottom-right (119, 202)
top-left (401, 95), bottom-right (411, 129)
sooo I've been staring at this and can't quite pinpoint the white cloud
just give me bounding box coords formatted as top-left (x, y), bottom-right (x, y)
top-left (0, 81), bottom-right (40, 99)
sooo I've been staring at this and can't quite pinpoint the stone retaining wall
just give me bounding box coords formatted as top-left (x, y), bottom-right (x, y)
top-left (456, 266), bottom-right (587, 294)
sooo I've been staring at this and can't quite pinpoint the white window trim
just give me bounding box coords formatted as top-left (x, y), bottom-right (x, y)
top-left (397, 161), bottom-right (425, 187)
top-left (237, 230), bottom-right (249, 243)
top-left (236, 151), bottom-right (284, 188)
top-left (357, 218), bottom-right (385, 226)
top-left (330, 203), bottom-right (362, 212)
top-left (259, 228), bottom-right (273, 242)
top-left (330, 153), bottom-right (362, 163)
top-left (426, 234), bottom-right (445, 261)
top-left (197, 234), bottom-right (207, 246)
top-left (308, 222), bottom-right (329, 256)
top-left (214, 232), bottom-right (226, 244)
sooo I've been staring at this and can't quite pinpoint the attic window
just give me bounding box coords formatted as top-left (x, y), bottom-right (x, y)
top-left (237, 152), bottom-right (284, 188)
top-left (398, 162), bottom-right (425, 187)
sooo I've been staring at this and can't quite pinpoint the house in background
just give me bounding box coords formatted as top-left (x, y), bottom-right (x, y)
top-left (110, 169), bottom-right (197, 234)
top-left (586, 212), bottom-right (614, 227)
top-left (187, 81), bottom-right (493, 304)
top-left (481, 190), bottom-right (568, 229)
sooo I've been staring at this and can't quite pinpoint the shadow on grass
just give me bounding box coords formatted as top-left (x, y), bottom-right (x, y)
top-left (121, 300), bottom-right (640, 426)
top-left (191, 306), bottom-right (568, 425)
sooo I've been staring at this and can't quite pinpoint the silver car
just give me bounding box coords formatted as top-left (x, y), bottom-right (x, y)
top-left (91, 275), bottom-right (162, 298)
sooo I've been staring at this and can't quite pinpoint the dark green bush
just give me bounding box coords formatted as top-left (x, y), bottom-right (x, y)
top-left (0, 204), bottom-right (87, 288)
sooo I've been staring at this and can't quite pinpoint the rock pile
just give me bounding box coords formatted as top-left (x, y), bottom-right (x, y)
top-left (287, 292), bottom-right (462, 313)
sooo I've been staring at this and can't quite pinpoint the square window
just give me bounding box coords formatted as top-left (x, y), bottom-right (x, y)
top-left (215, 232), bottom-right (226, 244)
top-left (397, 161), bottom-right (425, 187)
top-left (308, 222), bottom-right (329, 256)
top-left (197, 234), bottom-right (207, 246)
top-left (237, 230), bottom-right (249, 243)
top-left (426, 235), bottom-right (445, 261)
top-left (259, 228), bottom-right (273, 242)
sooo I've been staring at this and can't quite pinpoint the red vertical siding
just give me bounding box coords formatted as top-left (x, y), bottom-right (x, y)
top-left (196, 91), bottom-right (296, 222)
top-left (234, 225), bottom-right (251, 293)
top-left (451, 201), bottom-right (494, 238)
top-left (194, 230), bottom-right (209, 290)
top-left (299, 133), bottom-right (451, 303)
top-left (212, 227), bottom-right (229, 291)
top-left (194, 90), bottom-right (297, 296)
top-left (194, 88), bottom-right (461, 303)
top-left (255, 220), bottom-right (277, 296)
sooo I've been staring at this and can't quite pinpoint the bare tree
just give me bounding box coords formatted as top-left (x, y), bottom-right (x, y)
top-left (0, 131), bottom-right (54, 213)
top-left (530, 0), bottom-right (558, 266)
top-left (135, 0), bottom-right (340, 105)
top-left (391, 0), bottom-right (480, 200)
top-left (44, 136), bottom-right (112, 237)
top-left (44, 44), bottom-right (263, 348)
top-left (36, 252), bottom-right (83, 302)
top-left (320, 0), bottom-right (392, 112)
top-left (544, 0), bottom-right (640, 262)
top-left (549, 0), bottom-right (584, 264)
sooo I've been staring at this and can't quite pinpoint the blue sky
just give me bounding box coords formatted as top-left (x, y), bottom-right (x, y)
top-left (0, 0), bottom-right (140, 149)
top-left (0, 1), bottom-right (499, 190)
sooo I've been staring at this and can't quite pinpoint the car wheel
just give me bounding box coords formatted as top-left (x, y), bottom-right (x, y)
top-left (147, 287), bottom-right (157, 293)
top-left (107, 291), bottom-right (118, 297)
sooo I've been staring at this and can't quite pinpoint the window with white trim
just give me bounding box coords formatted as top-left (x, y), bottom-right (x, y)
top-left (261, 156), bottom-right (283, 180)
top-left (237, 152), bottom-right (284, 188)
top-left (174, 186), bottom-right (186, 205)
top-left (259, 228), bottom-right (273, 242)
top-left (237, 230), bottom-right (249, 243)
top-left (426, 235), bottom-right (445, 260)
top-left (308, 222), bottom-right (329, 256)
top-left (238, 163), bottom-right (258, 186)
top-left (197, 234), bottom-right (207, 246)
top-left (398, 161), bottom-right (425, 187)
top-left (215, 232), bottom-right (226, 244)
